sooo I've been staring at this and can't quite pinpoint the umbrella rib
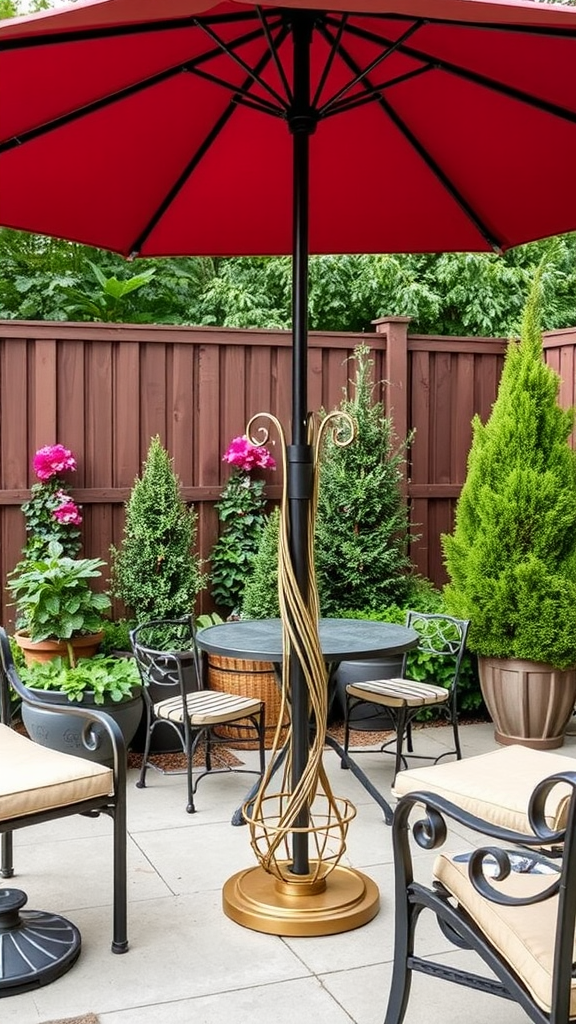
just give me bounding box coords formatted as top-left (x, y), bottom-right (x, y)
top-left (321, 65), bottom-right (432, 120)
top-left (0, 22), bottom-right (283, 154)
top-left (337, 20), bottom-right (576, 126)
top-left (127, 27), bottom-right (289, 256)
top-left (311, 13), bottom-right (348, 111)
top-left (317, 19), bottom-right (423, 119)
top-left (325, 32), bottom-right (502, 252)
top-left (193, 15), bottom-right (290, 111)
top-left (257, 6), bottom-right (293, 105)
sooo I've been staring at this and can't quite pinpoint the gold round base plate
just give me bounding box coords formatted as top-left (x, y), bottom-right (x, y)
top-left (222, 864), bottom-right (380, 936)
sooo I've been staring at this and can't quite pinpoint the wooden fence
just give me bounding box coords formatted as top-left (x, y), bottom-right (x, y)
top-left (0, 317), bottom-right (574, 625)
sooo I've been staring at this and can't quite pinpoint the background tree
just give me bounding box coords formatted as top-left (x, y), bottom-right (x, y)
top-left (1, 225), bottom-right (574, 337)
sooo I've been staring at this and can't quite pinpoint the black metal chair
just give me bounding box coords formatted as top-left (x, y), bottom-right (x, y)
top-left (0, 627), bottom-right (128, 996)
top-left (130, 616), bottom-right (266, 814)
top-left (343, 612), bottom-right (470, 780)
top-left (386, 769), bottom-right (576, 1024)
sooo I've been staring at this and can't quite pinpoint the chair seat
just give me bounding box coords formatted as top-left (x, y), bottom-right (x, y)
top-left (346, 677), bottom-right (449, 708)
top-left (434, 852), bottom-right (569, 1015)
top-left (393, 745), bottom-right (573, 833)
top-left (0, 723), bottom-right (114, 820)
top-left (155, 689), bottom-right (264, 726)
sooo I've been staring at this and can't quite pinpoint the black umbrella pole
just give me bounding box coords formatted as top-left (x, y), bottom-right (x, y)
top-left (288, 12), bottom-right (315, 877)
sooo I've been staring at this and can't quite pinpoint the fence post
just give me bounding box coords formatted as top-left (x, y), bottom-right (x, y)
top-left (371, 316), bottom-right (411, 447)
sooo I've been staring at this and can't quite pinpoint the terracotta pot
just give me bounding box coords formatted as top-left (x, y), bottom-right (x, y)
top-left (14, 630), bottom-right (104, 666)
top-left (479, 656), bottom-right (576, 750)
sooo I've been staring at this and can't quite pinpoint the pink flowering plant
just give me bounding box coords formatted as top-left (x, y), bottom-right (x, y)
top-left (210, 435), bottom-right (276, 616)
top-left (20, 444), bottom-right (82, 562)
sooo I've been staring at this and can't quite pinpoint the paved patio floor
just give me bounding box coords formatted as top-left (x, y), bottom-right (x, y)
top-left (4, 720), bottom-right (576, 1024)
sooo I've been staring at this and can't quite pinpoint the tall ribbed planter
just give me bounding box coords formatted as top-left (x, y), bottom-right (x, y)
top-left (479, 656), bottom-right (576, 750)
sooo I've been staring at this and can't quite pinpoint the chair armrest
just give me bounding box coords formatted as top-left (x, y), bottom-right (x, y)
top-left (0, 629), bottom-right (126, 787)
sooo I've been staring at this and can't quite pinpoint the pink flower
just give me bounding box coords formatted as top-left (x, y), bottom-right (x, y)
top-left (33, 444), bottom-right (77, 481)
top-left (222, 436), bottom-right (276, 473)
top-left (53, 491), bottom-right (82, 525)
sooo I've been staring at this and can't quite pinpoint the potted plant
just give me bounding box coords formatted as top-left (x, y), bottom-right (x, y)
top-left (442, 270), bottom-right (576, 749)
top-left (8, 540), bottom-right (111, 666)
top-left (18, 654), bottom-right (143, 766)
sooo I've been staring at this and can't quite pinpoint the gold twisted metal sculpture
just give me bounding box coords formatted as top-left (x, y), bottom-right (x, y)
top-left (242, 410), bottom-right (358, 884)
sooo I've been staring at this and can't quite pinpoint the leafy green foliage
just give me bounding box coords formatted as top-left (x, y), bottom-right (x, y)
top-left (61, 261), bottom-right (156, 322)
top-left (110, 436), bottom-right (205, 622)
top-left (8, 541), bottom-right (111, 641)
top-left (315, 344), bottom-right (416, 615)
top-left (1, 226), bottom-right (575, 336)
top-left (443, 270), bottom-right (576, 667)
top-left (20, 654), bottom-right (141, 705)
top-left (100, 618), bottom-right (136, 655)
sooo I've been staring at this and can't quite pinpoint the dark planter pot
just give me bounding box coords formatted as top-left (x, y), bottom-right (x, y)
top-left (332, 655), bottom-right (403, 730)
top-left (21, 687), bottom-right (143, 767)
top-left (479, 656), bottom-right (576, 750)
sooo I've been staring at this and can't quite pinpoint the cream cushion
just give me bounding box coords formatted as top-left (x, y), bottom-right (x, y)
top-left (0, 723), bottom-right (114, 820)
top-left (393, 745), bottom-right (574, 833)
top-left (156, 689), bottom-right (262, 726)
top-left (434, 852), bottom-right (569, 1014)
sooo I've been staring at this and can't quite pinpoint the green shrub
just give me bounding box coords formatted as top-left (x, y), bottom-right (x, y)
top-left (315, 344), bottom-right (417, 614)
top-left (442, 271), bottom-right (576, 669)
top-left (241, 508), bottom-right (281, 619)
top-left (111, 436), bottom-right (205, 623)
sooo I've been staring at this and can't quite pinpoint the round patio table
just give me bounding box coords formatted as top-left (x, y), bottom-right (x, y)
top-left (196, 617), bottom-right (418, 665)
top-left (196, 617), bottom-right (419, 824)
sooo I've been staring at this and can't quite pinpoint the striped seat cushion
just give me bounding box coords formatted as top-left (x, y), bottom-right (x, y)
top-left (156, 689), bottom-right (263, 726)
top-left (0, 723), bottom-right (114, 821)
top-left (346, 677), bottom-right (449, 709)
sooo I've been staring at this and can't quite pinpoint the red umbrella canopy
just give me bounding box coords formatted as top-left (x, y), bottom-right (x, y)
top-left (0, 0), bottom-right (575, 258)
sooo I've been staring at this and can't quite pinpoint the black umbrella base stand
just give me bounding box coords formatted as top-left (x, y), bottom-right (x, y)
top-left (222, 863), bottom-right (379, 936)
top-left (0, 889), bottom-right (81, 996)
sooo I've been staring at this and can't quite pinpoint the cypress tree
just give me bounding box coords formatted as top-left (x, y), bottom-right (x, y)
top-left (110, 436), bottom-right (205, 622)
top-left (314, 344), bottom-right (415, 615)
top-left (443, 273), bottom-right (576, 668)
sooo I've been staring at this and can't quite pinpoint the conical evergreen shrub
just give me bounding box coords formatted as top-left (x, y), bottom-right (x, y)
top-left (442, 273), bottom-right (576, 668)
top-left (315, 344), bottom-right (416, 615)
top-left (111, 436), bottom-right (205, 622)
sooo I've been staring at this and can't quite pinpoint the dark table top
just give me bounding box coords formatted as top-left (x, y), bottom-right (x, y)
top-left (196, 617), bottom-right (419, 663)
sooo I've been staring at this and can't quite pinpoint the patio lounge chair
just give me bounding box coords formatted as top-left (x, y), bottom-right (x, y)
top-left (0, 627), bottom-right (128, 996)
top-left (386, 763), bottom-right (576, 1024)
